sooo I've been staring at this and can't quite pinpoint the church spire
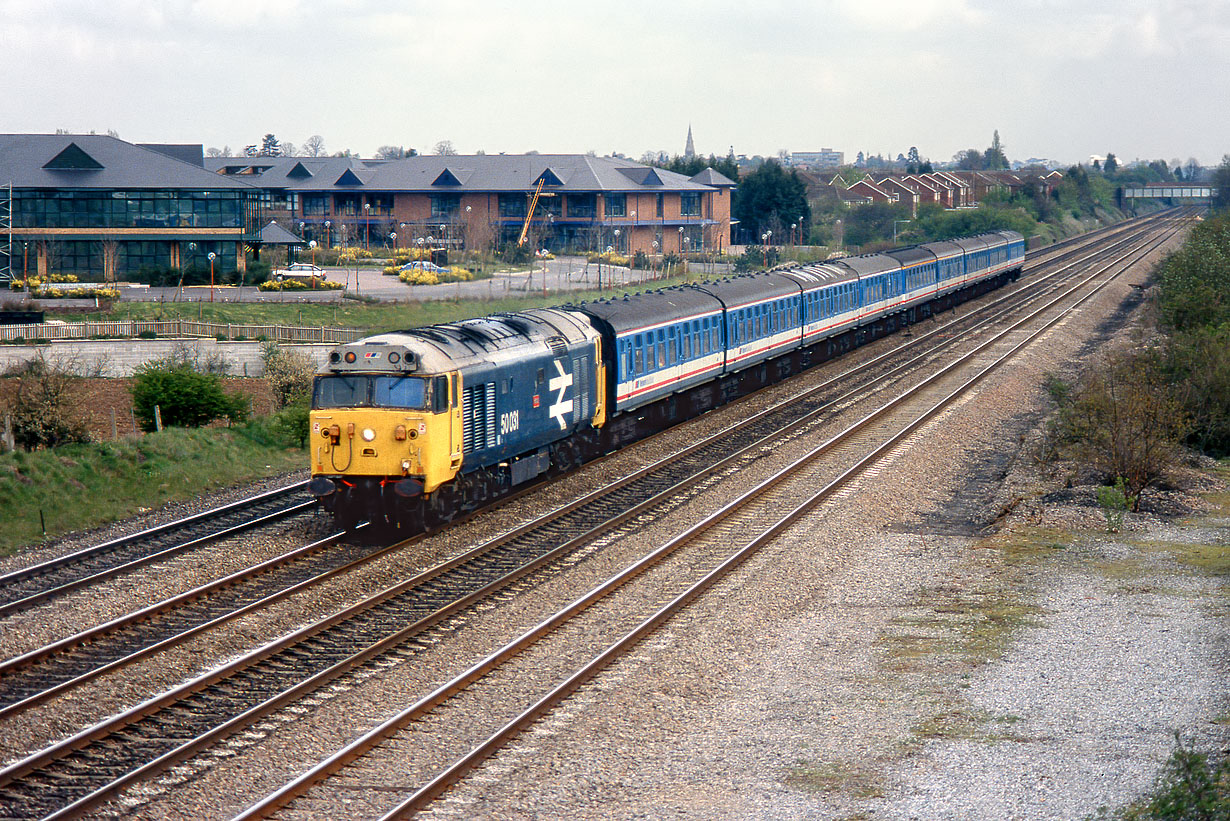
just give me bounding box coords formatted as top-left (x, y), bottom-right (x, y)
top-left (684, 124), bottom-right (696, 159)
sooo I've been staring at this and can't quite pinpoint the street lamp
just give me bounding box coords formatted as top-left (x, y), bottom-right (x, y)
top-left (389, 231), bottom-right (397, 251)
top-left (363, 203), bottom-right (371, 252)
top-left (893, 219), bottom-right (911, 244)
top-left (309, 239), bottom-right (317, 269)
top-left (678, 225), bottom-right (684, 254)
top-left (207, 251), bottom-right (216, 303)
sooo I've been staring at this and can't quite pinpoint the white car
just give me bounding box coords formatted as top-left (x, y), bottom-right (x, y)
top-left (273, 262), bottom-right (327, 282)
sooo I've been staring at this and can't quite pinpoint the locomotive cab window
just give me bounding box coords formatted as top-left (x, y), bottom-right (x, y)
top-left (313, 374), bottom-right (431, 410)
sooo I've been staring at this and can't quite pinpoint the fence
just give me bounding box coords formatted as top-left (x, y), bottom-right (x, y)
top-left (0, 319), bottom-right (365, 344)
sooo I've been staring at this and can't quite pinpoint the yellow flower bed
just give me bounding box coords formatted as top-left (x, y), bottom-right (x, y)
top-left (257, 278), bottom-right (345, 291)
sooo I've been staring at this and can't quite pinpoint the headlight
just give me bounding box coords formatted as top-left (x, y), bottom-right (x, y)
top-left (362, 428), bottom-right (376, 442)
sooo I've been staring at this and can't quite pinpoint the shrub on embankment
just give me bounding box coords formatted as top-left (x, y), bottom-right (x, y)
top-left (1156, 209), bottom-right (1230, 456)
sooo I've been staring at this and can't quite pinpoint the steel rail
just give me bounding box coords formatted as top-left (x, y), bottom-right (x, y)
top-left (236, 214), bottom-right (1187, 820)
top-left (0, 482), bottom-right (312, 618)
top-left (0, 213), bottom-right (1188, 821)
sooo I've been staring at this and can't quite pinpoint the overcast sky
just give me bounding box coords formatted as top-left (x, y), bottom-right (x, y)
top-left (3, 0), bottom-right (1227, 167)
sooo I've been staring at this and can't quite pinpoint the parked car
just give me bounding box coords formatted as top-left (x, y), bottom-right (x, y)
top-left (273, 262), bottom-right (327, 282)
top-left (399, 260), bottom-right (447, 274)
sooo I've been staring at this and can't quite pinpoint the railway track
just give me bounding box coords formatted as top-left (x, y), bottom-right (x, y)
top-left (0, 210), bottom-right (1173, 730)
top-left (0, 212), bottom-right (1189, 820)
top-left (233, 211), bottom-right (1192, 820)
top-left (0, 482), bottom-right (313, 619)
top-left (0, 215), bottom-right (1135, 728)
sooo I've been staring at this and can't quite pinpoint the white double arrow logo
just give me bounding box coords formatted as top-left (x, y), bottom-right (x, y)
top-left (548, 359), bottom-right (574, 430)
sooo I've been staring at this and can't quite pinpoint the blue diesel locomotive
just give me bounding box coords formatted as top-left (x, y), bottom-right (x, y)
top-left (308, 230), bottom-right (1025, 529)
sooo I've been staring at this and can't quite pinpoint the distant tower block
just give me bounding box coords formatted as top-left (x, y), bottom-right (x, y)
top-left (684, 125), bottom-right (696, 159)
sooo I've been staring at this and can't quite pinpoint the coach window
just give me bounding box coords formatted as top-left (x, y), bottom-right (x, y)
top-left (634, 344), bottom-right (644, 375)
top-left (668, 337), bottom-right (677, 363)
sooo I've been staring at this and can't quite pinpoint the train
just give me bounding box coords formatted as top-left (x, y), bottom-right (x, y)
top-left (308, 230), bottom-right (1026, 530)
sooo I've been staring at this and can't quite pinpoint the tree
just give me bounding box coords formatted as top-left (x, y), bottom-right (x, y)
top-left (907, 146), bottom-right (921, 167)
top-left (130, 359), bottom-right (249, 431)
top-left (433, 140), bottom-right (457, 156)
top-left (731, 160), bottom-right (809, 242)
top-left (1056, 348), bottom-right (1188, 503)
top-left (281, 140), bottom-right (298, 157)
top-left (855, 151), bottom-right (865, 166)
top-left (1212, 155), bottom-right (1230, 211)
top-left (302, 135), bottom-right (326, 157)
top-left (261, 344), bottom-right (314, 409)
top-left (259, 133), bottom-right (282, 157)
top-left (1103, 152), bottom-right (1118, 173)
top-left (376, 145), bottom-right (416, 159)
top-left (984, 130), bottom-right (1009, 170)
top-left (4, 356), bottom-right (90, 451)
top-left (955, 148), bottom-right (985, 170)
top-left (843, 201), bottom-right (912, 246)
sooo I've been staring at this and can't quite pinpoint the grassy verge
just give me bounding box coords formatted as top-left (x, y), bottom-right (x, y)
top-left (0, 427), bottom-right (304, 557)
top-left (59, 271), bottom-right (715, 333)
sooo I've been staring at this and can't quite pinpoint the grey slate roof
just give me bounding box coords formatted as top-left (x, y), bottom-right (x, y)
top-left (203, 153), bottom-right (722, 194)
top-left (689, 167), bottom-right (736, 187)
top-left (0, 134), bottom-right (258, 190)
top-left (258, 220), bottom-right (306, 245)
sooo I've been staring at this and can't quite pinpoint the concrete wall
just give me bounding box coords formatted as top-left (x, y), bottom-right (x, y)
top-left (0, 338), bottom-right (335, 377)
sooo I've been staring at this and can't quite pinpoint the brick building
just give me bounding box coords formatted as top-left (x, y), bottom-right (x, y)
top-left (207, 153), bottom-right (736, 257)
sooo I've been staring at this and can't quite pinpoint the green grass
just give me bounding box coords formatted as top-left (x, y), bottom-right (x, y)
top-left (0, 428), bottom-right (304, 556)
top-left (60, 271), bottom-right (714, 334)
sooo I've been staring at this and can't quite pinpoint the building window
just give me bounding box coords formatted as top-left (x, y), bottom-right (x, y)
top-left (566, 194), bottom-right (595, 218)
top-left (302, 195), bottom-right (328, 216)
top-left (431, 193), bottom-right (461, 218)
top-left (498, 193), bottom-right (526, 218)
top-left (334, 193), bottom-right (360, 217)
top-left (680, 192), bottom-right (701, 217)
top-left (605, 193), bottom-right (626, 217)
top-left (656, 193), bottom-right (664, 218)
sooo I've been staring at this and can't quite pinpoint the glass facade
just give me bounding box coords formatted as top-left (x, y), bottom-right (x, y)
top-left (12, 188), bottom-right (256, 230)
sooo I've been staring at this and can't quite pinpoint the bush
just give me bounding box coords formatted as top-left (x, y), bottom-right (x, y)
top-left (261, 343), bottom-right (315, 409)
top-left (130, 359), bottom-right (249, 432)
top-left (1088, 735), bottom-right (1229, 820)
top-left (1051, 348), bottom-right (1188, 503)
top-left (3, 357), bottom-right (91, 450)
top-left (237, 404), bottom-right (309, 449)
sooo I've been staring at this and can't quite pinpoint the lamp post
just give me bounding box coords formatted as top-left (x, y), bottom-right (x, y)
top-left (298, 222), bottom-right (305, 262)
top-left (207, 251), bottom-right (216, 303)
top-left (324, 220), bottom-right (332, 249)
top-left (389, 232), bottom-right (397, 252)
top-left (761, 232), bottom-right (770, 268)
top-left (309, 239), bottom-right (317, 268)
top-left (398, 223), bottom-right (406, 253)
top-left (363, 203), bottom-right (371, 253)
top-left (893, 219), bottom-right (911, 244)
top-left (612, 228), bottom-right (621, 288)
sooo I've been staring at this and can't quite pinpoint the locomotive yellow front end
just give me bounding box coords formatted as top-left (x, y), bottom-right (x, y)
top-left (308, 339), bottom-right (462, 528)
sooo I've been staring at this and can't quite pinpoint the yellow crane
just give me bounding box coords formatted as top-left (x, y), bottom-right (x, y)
top-left (517, 179), bottom-right (548, 247)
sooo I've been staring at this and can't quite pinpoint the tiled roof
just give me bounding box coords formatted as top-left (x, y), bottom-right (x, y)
top-left (203, 153), bottom-right (721, 193)
top-left (0, 134), bottom-right (257, 190)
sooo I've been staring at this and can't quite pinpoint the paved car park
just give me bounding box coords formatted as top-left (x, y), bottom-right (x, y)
top-left (113, 256), bottom-right (726, 304)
